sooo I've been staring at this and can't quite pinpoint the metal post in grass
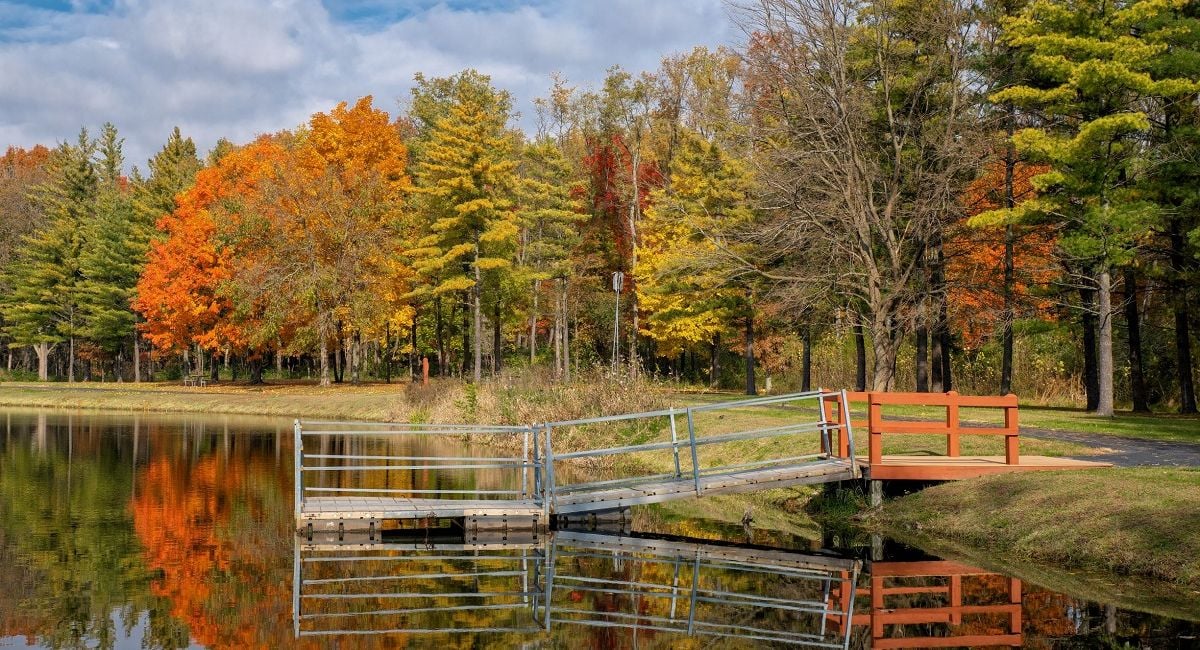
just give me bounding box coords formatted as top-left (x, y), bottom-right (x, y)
top-left (610, 271), bottom-right (624, 373)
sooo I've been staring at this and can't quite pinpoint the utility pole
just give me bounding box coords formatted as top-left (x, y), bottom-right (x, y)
top-left (611, 271), bottom-right (624, 373)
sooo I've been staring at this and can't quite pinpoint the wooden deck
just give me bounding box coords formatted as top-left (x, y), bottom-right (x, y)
top-left (551, 457), bottom-right (857, 514)
top-left (860, 455), bottom-right (1112, 480)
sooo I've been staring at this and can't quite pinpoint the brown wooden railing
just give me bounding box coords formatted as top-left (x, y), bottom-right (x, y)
top-left (821, 390), bottom-right (1021, 466)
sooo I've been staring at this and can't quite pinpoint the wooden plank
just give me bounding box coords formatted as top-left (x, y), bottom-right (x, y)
top-left (556, 530), bottom-right (861, 573)
top-left (872, 634), bottom-right (1022, 649)
top-left (859, 455), bottom-right (1111, 481)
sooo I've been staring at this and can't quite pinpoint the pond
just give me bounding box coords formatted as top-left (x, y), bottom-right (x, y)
top-left (0, 409), bottom-right (1196, 649)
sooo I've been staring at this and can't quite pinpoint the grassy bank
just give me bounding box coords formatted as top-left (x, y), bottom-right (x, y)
top-left (871, 468), bottom-right (1200, 591)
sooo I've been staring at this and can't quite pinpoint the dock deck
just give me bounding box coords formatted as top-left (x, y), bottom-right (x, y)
top-left (860, 454), bottom-right (1112, 480)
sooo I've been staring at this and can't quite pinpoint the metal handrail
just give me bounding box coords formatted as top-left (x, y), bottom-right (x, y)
top-left (295, 420), bottom-right (540, 506)
top-left (543, 390), bottom-right (854, 505)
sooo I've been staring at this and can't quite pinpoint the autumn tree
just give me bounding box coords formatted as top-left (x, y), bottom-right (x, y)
top-left (221, 97), bottom-right (411, 386)
top-left (410, 71), bottom-right (518, 383)
top-left (517, 137), bottom-right (585, 377)
top-left (738, 0), bottom-right (981, 391)
top-left (638, 132), bottom-right (755, 391)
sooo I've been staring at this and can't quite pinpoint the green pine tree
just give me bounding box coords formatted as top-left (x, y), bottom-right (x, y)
top-left (1, 130), bottom-right (97, 380)
top-left (79, 124), bottom-right (141, 369)
top-left (979, 0), bottom-right (1200, 416)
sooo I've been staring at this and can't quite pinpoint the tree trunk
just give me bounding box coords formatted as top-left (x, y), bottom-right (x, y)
top-left (493, 299), bottom-right (501, 375)
top-left (1123, 267), bottom-right (1149, 412)
top-left (410, 316), bottom-right (419, 382)
top-left (710, 332), bottom-right (721, 388)
top-left (211, 351), bottom-right (219, 383)
top-left (472, 248), bottom-right (482, 383)
top-left (1080, 284), bottom-right (1100, 411)
top-left (915, 320), bottom-right (929, 392)
top-left (1168, 220), bottom-right (1197, 414)
top-left (1000, 104), bottom-right (1016, 395)
top-left (34, 343), bottom-right (50, 381)
top-left (562, 282), bottom-right (571, 382)
top-left (530, 283), bottom-right (538, 365)
top-left (249, 358), bottom-right (264, 385)
top-left (744, 315), bottom-right (756, 395)
top-left (460, 294), bottom-right (470, 376)
top-left (801, 328), bottom-right (812, 392)
top-left (870, 318), bottom-right (899, 392)
top-left (1096, 268), bottom-right (1115, 416)
top-left (351, 331), bottom-right (362, 385)
top-left (68, 335), bottom-right (75, 383)
top-left (319, 335), bottom-right (330, 387)
top-left (133, 334), bottom-right (141, 384)
top-left (383, 323), bottom-right (391, 384)
top-left (435, 296), bottom-right (445, 377)
top-left (853, 318), bottom-right (867, 392)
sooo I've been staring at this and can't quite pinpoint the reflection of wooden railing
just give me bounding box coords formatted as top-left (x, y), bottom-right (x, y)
top-left (821, 391), bottom-right (1020, 466)
top-left (826, 560), bottom-right (1023, 649)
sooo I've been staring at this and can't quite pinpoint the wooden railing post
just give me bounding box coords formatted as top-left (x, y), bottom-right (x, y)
top-left (945, 391), bottom-right (960, 457)
top-left (868, 394), bottom-right (883, 465)
top-left (1004, 395), bottom-right (1020, 465)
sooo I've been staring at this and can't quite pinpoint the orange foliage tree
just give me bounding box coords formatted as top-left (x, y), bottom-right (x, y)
top-left (219, 96), bottom-right (412, 385)
top-left (949, 160), bottom-right (1057, 347)
top-left (133, 137), bottom-right (285, 363)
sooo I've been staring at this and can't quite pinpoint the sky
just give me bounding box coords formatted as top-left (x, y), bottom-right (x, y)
top-left (0, 0), bottom-right (739, 171)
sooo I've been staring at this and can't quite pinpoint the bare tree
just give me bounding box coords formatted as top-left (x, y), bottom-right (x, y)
top-left (731, 0), bottom-right (982, 390)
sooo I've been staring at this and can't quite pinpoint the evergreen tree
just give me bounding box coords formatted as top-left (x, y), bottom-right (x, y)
top-left (984, 0), bottom-right (1200, 415)
top-left (78, 124), bottom-right (141, 370)
top-left (410, 70), bottom-right (519, 382)
top-left (0, 130), bottom-right (97, 380)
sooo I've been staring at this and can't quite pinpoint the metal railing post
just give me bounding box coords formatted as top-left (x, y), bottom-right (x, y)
top-left (686, 407), bottom-right (701, 496)
top-left (840, 390), bottom-right (858, 477)
top-left (532, 426), bottom-right (542, 503)
top-left (293, 419), bottom-right (303, 520)
top-left (668, 407), bottom-right (682, 478)
top-left (521, 427), bottom-right (530, 499)
top-left (543, 424), bottom-right (557, 518)
top-left (818, 392), bottom-right (831, 456)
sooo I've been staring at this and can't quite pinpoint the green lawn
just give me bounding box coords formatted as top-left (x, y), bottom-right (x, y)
top-left (872, 468), bottom-right (1200, 593)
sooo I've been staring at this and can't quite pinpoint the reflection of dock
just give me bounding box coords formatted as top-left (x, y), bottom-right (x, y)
top-left (293, 528), bottom-right (862, 647)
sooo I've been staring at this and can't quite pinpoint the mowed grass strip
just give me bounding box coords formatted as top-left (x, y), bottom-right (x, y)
top-left (872, 468), bottom-right (1200, 589)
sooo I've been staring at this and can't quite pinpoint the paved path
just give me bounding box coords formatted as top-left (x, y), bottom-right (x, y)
top-left (1020, 426), bottom-right (1200, 468)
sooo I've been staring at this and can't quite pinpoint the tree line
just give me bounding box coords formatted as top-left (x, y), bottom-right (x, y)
top-left (1, 0), bottom-right (1198, 414)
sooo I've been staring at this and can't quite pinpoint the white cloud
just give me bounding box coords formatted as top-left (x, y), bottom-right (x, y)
top-left (0, 0), bottom-right (736, 168)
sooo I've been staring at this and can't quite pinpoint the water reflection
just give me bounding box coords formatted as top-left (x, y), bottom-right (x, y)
top-left (0, 409), bottom-right (1197, 649)
top-left (295, 528), bottom-right (861, 647)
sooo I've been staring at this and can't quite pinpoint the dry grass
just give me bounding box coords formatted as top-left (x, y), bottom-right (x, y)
top-left (871, 468), bottom-right (1200, 590)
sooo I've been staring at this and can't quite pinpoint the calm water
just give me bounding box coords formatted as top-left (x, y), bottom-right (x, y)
top-left (0, 409), bottom-right (1196, 649)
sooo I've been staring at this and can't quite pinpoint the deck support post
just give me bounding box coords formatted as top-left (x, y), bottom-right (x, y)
top-left (869, 480), bottom-right (883, 507)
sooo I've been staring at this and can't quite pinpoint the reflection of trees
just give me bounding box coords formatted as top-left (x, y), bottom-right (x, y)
top-left (131, 452), bottom-right (292, 649)
top-left (0, 416), bottom-right (188, 649)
